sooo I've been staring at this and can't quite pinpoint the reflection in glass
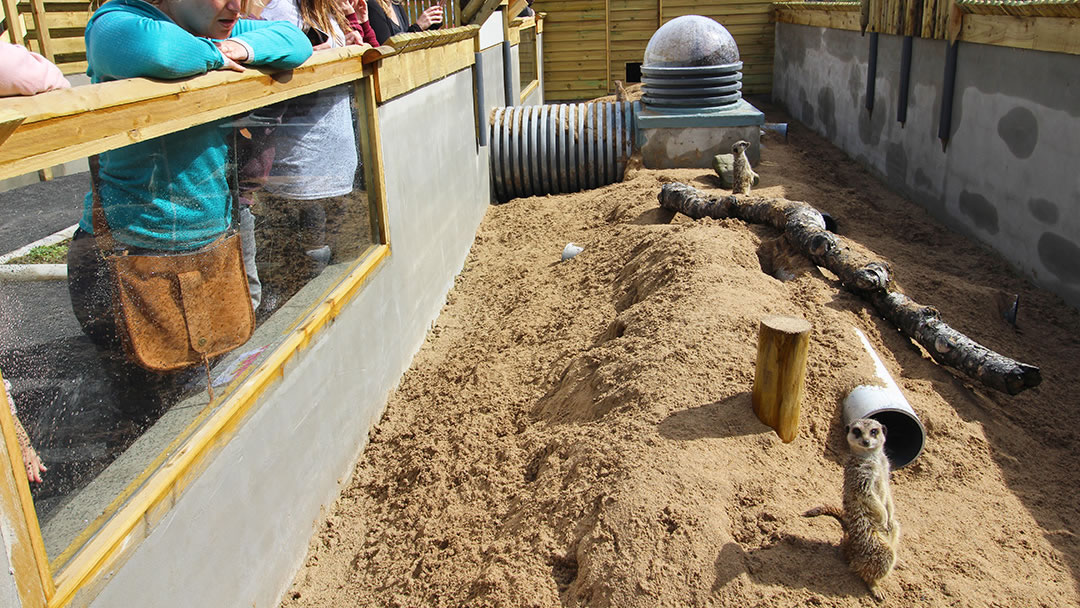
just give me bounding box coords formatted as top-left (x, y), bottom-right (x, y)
top-left (0, 80), bottom-right (378, 571)
top-left (519, 25), bottom-right (538, 97)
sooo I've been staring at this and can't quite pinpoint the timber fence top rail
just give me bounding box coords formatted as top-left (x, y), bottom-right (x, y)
top-left (955, 0), bottom-right (1080, 16)
top-left (772, 2), bottom-right (860, 10)
top-left (773, 0), bottom-right (1080, 16)
top-left (0, 44), bottom-right (374, 127)
top-left (383, 24), bottom-right (480, 54)
top-left (0, 26), bottom-right (483, 178)
top-left (0, 24), bottom-right (480, 127)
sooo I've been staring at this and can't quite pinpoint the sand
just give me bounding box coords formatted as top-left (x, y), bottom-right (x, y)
top-left (281, 100), bottom-right (1080, 607)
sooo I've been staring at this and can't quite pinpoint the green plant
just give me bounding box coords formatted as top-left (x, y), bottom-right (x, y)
top-left (6, 240), bottom-right (70, 265)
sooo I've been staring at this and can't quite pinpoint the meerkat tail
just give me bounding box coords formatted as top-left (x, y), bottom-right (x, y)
top-left (803, 505), bottom-right (847, 530)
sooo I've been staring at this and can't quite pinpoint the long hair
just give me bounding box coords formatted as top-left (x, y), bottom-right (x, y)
top-left (297, 0), bottom-right (351, 43)
top-left (373, 0), bottom-right (399, 22)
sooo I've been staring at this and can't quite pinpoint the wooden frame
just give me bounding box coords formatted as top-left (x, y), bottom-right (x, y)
top-left (374, 27), bottom-right (480, 102)
top-left (0, 42), bottom-right (415, 606)
top-left (0, 374), bottom-right (52, 608)
top-left (774, 0), bottom-right (1080, 55)
top-left (515, 18), bottom-right (542, 103)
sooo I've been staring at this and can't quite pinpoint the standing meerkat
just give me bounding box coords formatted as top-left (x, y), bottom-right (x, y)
top-left (614, 80), bottom-right (628, 102)
top-left (804, 418), bottom-right (900, 601)
top-left (731, 140), bottom-right (758, 195)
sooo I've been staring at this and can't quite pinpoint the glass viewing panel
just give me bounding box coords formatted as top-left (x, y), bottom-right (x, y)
top-left (519, 25), bottom-right (538, 97)
top-left (0, 77), bottom-right (381, 573)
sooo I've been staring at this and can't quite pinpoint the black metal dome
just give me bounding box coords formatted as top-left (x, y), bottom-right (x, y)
top-left (642, 16), bottom-right (743, 110)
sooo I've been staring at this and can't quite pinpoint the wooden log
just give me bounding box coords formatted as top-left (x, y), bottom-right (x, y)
top-left (752, 315), bottom-right (812, 443)
top-left (657, 182), bottom-right (891, 292)
top-left (657, 182), bottom-right (1042, 395)
top-left (868, 290), bottom-right (1040, 394)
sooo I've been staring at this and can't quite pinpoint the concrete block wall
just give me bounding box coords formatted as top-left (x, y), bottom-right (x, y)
top-left (773, 23), bottom-right (1080, 308)
top-left (87, 68), bottom-right (491, 607)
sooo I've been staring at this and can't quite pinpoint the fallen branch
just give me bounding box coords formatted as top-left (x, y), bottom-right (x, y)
top-left (657, 182), bottom-right (1041, 395)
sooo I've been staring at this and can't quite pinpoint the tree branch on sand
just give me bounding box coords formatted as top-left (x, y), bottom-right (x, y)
top-left (657, 182), bottom-right (1041, 395)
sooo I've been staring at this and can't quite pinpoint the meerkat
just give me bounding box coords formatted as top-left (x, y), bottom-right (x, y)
top-left (731, 140), bottom-right (758, 195)
top-left (614, 80), bottom-right (628, 103)
top-left (804, 418), bottom-right (900, 601)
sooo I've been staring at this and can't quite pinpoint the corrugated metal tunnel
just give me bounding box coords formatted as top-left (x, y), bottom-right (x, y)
top-left (490, 101), bottom-right (636, 203)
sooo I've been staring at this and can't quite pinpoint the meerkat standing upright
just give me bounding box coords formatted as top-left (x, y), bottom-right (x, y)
top-left (731, 140), bottom-right (758, 195)
top-left (804, 418), bottom-right (900, 601)
top-left (614, 80), bottom-right (628, 102)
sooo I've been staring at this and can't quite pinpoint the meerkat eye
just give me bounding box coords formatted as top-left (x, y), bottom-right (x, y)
top-left (852, 427), bottom-right (862, 438)
top-left (870, 428), bottom-right (879, 437)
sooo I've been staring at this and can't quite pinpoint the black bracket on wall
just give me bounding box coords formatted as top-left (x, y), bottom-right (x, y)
top-left (937, 40), bottom-right (960, 150)
top-left (474, 52), bottom-right (488, 147)
top-left (865, 32), bottom-right (879, 115)
top-left (897, 35), bottom-right (913, 126)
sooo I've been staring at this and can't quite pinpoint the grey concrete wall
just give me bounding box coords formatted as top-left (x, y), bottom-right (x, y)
top-left (773, 23), bottom-right (1080, 308)
top-left (88, 68), bottom-right (491, 607)
top-left (0, 531), bottom-right (19, 608)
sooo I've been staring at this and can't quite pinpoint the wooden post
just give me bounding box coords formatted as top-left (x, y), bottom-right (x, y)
top-left (751, 315), bottom-right (811, 443)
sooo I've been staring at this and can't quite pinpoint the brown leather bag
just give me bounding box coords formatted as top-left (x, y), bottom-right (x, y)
top-left (90, 156), bottom-right (255, 374)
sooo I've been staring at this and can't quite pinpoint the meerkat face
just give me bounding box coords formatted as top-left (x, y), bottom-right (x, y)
top-left (846, 418), bottom-right (887, 455)
top-left (732, 140), bottom-right (750, 154)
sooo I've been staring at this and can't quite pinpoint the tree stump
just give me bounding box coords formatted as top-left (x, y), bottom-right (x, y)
top-left (752, 315), bottom-right (812, 443)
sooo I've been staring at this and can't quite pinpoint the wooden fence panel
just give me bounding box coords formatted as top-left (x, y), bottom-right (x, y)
top-left (537, 0), bottom-right (776, 99)
top-left (10, 1), bottom-right (92, 74)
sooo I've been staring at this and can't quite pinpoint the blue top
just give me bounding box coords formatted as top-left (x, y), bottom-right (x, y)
top-left (79, 0), bottom-right (312, 250)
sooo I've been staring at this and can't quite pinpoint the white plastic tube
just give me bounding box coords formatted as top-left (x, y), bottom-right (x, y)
top-left (843, 327), bottom-right (926, 468)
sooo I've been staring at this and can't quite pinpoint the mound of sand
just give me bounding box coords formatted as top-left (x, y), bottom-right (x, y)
top-left (282, 103), bottom-right (1080, 607)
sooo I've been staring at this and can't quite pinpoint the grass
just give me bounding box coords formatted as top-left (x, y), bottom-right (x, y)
top-left (6, 240), bottom-right (70, 264)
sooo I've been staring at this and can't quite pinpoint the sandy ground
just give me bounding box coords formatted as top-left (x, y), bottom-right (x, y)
top-left (281, 100), bottom-right (1080, 607)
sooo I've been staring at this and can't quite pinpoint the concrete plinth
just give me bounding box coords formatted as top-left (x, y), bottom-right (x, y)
top-left (637, 98), bottom-right (765, 169)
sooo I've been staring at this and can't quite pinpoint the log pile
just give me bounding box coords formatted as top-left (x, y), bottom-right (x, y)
top-left (657, 182), bottom-right (1041, 395)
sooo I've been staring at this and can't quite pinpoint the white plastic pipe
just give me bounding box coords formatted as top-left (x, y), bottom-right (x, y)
top-left (843, 327), bottom-right (926, 468)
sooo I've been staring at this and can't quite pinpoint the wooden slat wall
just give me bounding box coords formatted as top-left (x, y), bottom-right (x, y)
top-left (12, 1), bottom-right (92, 75)
top-left (776, 0), bottom-right (1080, 54)
top-left (533, 0), bottom-right (608, 100)
top-left (535, 0), bottom-right (776, 101)
top-left (661, 1), bottom-right (775, 94)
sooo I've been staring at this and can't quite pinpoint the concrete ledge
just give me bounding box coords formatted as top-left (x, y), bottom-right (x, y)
top-left (636, 98), bottom-right (765, 129)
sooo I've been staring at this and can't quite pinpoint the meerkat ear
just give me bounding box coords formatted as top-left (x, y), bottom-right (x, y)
top-left (844, 423), bottom-right (851, 434)
top-left (880, 424), bottom-right (888, 437)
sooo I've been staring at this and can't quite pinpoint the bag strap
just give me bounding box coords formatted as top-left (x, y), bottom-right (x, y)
top-left (88, 155), bottom-right (120, 253)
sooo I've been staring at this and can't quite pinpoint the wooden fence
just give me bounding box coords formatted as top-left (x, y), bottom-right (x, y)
top-left (2, 0), bottom-right (92, 74)
top-left (534, 0), bottom-right (776, 101)
top-left (775, 0), bottom-right (1080, 51)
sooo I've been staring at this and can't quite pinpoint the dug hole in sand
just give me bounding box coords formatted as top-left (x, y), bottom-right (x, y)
top-left (282, 103), bottom-right (1080, 607)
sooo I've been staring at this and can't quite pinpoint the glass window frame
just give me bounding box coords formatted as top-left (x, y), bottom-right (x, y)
top-left (0, 56), bottom-right (389, 608)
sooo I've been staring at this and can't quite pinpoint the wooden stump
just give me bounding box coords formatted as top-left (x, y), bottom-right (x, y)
top-left (752, 315), bottom-right (812, 443)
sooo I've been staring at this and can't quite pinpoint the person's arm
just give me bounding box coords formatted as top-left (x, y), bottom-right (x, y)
top-left (359, 19), bottom-right (379, 46)
top-left (87, 10), bottom-right (228, 80)
top-left (228, 18), bottom-right (313, 69)
top-left (86, 10), bottom-right (310, 81)
top-left (0, 43), bottom-right (71, 96)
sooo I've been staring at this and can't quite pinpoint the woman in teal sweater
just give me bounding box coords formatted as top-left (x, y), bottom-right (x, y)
top-left (68, 0), bottom-right (312, 417)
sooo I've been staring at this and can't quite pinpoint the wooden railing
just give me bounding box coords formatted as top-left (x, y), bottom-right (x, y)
top-left (774, 0), bottom-right (1080, 54)
top-left (0, 26), bottom-right (488, 607)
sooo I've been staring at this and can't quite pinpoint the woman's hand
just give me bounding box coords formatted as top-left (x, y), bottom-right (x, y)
top-left (344, 29), bottom-right (364, 45)
top-left (416, 4), bottom-right (443, 30)
top-left (214, 39), bottom-right (250, 71)
top-left (354, 0), bottom-right (369, 23)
